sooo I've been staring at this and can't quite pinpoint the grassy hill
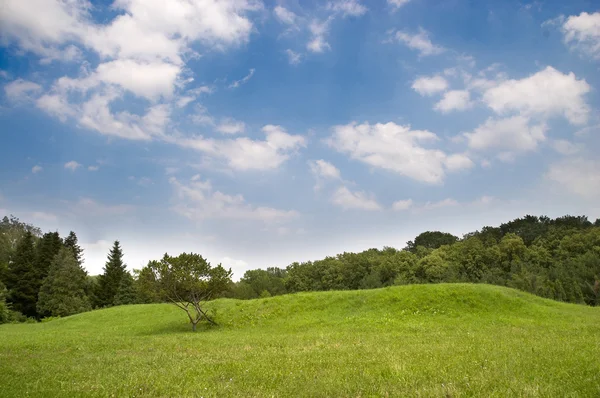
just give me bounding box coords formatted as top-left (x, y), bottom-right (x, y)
top-left (1, 284), bottom-right (599, 397)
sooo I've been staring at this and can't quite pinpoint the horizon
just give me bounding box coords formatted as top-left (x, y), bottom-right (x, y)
top-left (1, 0), bottom-right (599, 279)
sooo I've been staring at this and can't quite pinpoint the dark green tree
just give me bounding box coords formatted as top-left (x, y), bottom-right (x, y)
top-left (36, 248), bottom-right (91, 317)
top-left (0, 281), bottom-right (9, 323)
top-left (6, 231), bottom-right (38, 318)
top-left (63, 231), bottom-right (83, 265)
top-left (96, 241), bottom-right (127, 307)
top-left (133, 266), bottom-right (161, 303)
top-left (149, 253), bottom-right (232, 331)
top-left (33, 232), bottom-right (63, 316)
top-left (113, 272), bottom-right (137, 305)
top-left (405, 231), bottom-right (459, 253)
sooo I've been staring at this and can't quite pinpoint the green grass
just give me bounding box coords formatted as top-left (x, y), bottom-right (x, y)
top-left (1, 284), bottom-right (599, 397)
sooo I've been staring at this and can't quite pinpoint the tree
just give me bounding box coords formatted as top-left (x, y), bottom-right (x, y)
top-left (133, 266), bottom-right (161, 303)
top-left (34, 232), bottom-right (63, 317)
top-left (96, 241), bottom-right (127, 307)
top-left (113, 272), bottom-right (137, 305)
top-left (63, 231), bottom-right (83, 265)
top-left (0, 281), bottom-right (9, 323)
top-left (6, 231), bottom-right (38, 318)
top-left (149, 253), bottom-right (232, 331)
top-left (405, 231), bottom-right (458, 253)
top-left (37, 248), bottom-right (91, 317)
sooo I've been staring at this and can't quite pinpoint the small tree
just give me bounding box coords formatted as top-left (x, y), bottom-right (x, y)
top-left (96, 241), bottom-right (127, 307)
top-left (149, 253), bottom-right (232, 331)
top-left (37, 248), bottom-right (91, 317)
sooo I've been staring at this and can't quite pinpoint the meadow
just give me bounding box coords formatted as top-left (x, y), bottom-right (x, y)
top-left (1, 284), bottom-right (599, 397)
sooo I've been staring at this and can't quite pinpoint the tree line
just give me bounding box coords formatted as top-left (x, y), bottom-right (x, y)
top-left (1, 213), bottom-right (599, 324)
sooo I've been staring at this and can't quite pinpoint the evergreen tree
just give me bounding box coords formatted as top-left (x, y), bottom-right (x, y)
top-left (33, 232), bottom-right (62, 316)
top-left (96, 241), bottom-right (127, 307)
top-left (113, 272), bottom-right (137, 305)
top-left (37, 248), bottom-right (91, 317)
top-left (63, 231), bottom-right (84, 265)
top-left (0, 281), bottom-right (9, 323)
top-left (6, 231), bottom-right (38, 318)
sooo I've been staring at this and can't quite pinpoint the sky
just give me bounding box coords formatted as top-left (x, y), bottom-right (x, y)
top-left (1, 0), bottom-right (599, 279)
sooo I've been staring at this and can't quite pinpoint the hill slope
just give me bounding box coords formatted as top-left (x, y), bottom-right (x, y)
top-left (1, 284), bottom-right (599, 397)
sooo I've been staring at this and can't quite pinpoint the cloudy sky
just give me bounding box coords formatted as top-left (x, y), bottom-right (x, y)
top-left (1, 0), bottom-right (599, 278)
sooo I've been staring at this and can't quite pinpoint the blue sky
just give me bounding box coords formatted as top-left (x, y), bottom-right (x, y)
top-left (1, 0), bottom-right (599, 278)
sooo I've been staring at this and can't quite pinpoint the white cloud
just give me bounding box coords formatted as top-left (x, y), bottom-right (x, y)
top-left (328, 121), bottom-right (471, 184)
top-left (464, 116), bottom-right (546, 153)
top-left (73, 197), bottom-right (133, 216)
top-left (88, 165), bottom-right (99, 171)
top-left (285, 49), bottom-right (302, 65)
top-left (561, 12), bottom-right (600, 59)
top-left (4, 79), bottom-right (42, 101)
top-left (392, 199), bottom-right (413, 211)
top-left (307, 19), bottom-right (331, 53)
top-left (94, 59), bottom-right (181, 100)
top-left (31, 211), bottom-right (58, 222)
top-left (326, 0), bottom-right (368, 17)
top-left (308, 159), bottom-right (341, 180)
top-left (331, 186), bottom-right (381, 211)
top-left (35, 94), bottom-right (77, 122)
top-left (551, 139), bottom-right (582, 156)
top-left (170, 176), bottom-right (299, 222)
top-left (309, 159), bottom-right (341, 190)
top-left (422, 198), bottom-right (459, 210)
top-left (179, 124), bottom-right (305, 171)
top-left (64, 160), bottom-right (81, 171)
top-left (31, 165), bottom-right (43, 174)
top-left (228, 68), bottom-right (255, 89)
top-left (434, 90), bottom-right (473, 113)
top-left (482, 66), bottom-right (591, 125)
top-left (274, 6), bottom-right (297, 25)
top-left (387, 0), bottom-right (411, 9)
top-left (216, 119), bottom-right (245, 135)
top-left (412, 75), bottom-right (448, 96)
top-left (444, 153), bottom-right (474, 171)
top-left (393, 28), bottom-right (444, 56)
top-left (546, 158), bottom-right (600, 199)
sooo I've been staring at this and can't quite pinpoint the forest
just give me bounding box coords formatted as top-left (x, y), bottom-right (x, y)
top-left (1, 213), bottom-right (599, 323)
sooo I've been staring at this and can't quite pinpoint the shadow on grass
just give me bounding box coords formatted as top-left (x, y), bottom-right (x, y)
top-left (137, 320), bottom-right (222, 336)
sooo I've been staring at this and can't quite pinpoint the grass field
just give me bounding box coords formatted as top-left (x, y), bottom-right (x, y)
top-left (1, 284), bottom-right (599, 397)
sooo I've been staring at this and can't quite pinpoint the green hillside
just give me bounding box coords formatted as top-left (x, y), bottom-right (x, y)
top-left (1, 284), bottom-right (599, 397)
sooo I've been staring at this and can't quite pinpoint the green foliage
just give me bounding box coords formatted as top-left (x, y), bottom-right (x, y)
top-left (0, 281), bottom-right (8, 324)
top-left (37, 248), bottom-right (91, 317)
top-left (1, 285), bottom-right (599, 396)
top-left (405, 231), bottom-right (459, 252)
top-left (96, 241), bottom-right (127, 307)
top-left (148, 253), bottom-right (232, 331)
top-left (113, 272), bottom-right (137, 306)
top-left (63, 231), bottom-right (83, 265)
top-left (6, 231), bottom-right (38, 318)
top-left (133, 265), bottom-right (161, 303)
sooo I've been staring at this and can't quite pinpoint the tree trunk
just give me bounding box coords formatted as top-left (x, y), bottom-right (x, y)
top-left (192, 321), bottom-right (197, 332)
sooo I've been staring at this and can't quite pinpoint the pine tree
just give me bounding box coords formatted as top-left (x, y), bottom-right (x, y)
top-left (113, 272), bottom-right (137, 305)
top-left (96, 241), bottom-right (127, 307)
top-left (0, 281), bottom-right (9, 323)
top-left (33, 232), bottom-right (62, 317)
top-left (6, 231), bottom-right (38, 318)
top-left (37, 248), bottom-right (91, 317)
top-left (63, 231), bottom-right (84, 265)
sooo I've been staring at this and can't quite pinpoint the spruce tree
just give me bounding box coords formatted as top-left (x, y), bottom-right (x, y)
top-left (37, 248), bottom-right (91, 317)
top-left (6, 231), bottom-right (38, 318)
top-left (34, 232), bottom-right (62, 316)
top-left (113, 272), bottom-right (137, 305)
top-left (97, 241), bottom-right (127, 307)
top-left (63, 231), bottom-right (84, 265)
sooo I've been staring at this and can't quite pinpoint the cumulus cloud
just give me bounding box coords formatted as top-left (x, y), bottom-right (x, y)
top-left (464, 116), bottom-right (546, 155)
top-left (328, 121), bottom-right (472, 184)
top-left (387, 0), bottom-right (411, 10)
top-left (307, 19), bottom-right (331, 53)
top-left (309, 159), bottom-right (341, 191)
top-left (285, 49), bottom-right (302, 65)
top-left (170, 176), bottom-right (299, 222)
top-left (434, 90), bottom-right (473, 113)
top-left (392, 199), bottom-right (413, 211)
top-left (551, 139), bottom-right (582, 156)
top-left (178, 124), bottom-right (305, 171)
top-left (216, 119), bottom-right (245, 135)
top-left (482, 66), bottom-right (590, 125)
top-left (412, 75), bottom-right (448, 96)
top-left (64, 160), bottom-right (81, 171)
top-left (561, 12), bottom-right (600, 59)
top-left (392, 28), bottom-right (444, 56)
top-left (31, 165), bottom-right (43, 174)
top-left (274, 6), bottom-right (297, 25)
top-left (331, 186), bottom-right (381, 211)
